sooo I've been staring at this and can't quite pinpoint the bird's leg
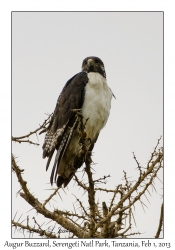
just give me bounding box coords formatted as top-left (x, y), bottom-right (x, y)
top-left (85, 151), bottom-right (92, 164)
top-left (74, 109), bottom-right (92, 164)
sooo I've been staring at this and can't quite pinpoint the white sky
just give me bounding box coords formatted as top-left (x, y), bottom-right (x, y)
top-left (1, 0), bottom-right (175, 247)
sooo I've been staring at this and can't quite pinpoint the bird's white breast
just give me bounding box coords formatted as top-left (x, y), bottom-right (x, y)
top-left (81, 72), bottom-right (112, 140)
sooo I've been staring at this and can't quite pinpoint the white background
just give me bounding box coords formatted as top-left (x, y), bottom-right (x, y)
top-left (1, 0), bottom-right (175, 248)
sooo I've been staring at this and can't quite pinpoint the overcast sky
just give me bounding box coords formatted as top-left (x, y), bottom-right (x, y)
top-left (12, 11), bottom-right (163, 238)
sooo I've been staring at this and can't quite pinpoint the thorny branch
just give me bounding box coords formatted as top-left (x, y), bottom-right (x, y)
top-left (73, 195), bottom-right (90, 218)
top-left (12, 113), bottom-right (53, 145)
top-left (95, 150), bottom-right (163, 231)
top-left (74, 110), bottom-right (97, 237)
top-left (43, 188), bottom-right (60, 207)
top-left (85, 157), bottom-right (96, 237)
top-left (12, 217), bottom-right (58, 238)
top-left (73, 174), bottom-right (88, 191)
top-left (12, 155), bottom-right (88, 238)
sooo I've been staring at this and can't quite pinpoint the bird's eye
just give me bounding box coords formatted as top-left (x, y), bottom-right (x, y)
top-left (95, 59), bottom-right (100, 63)
top-left (84, 60), bottom-right (87, 65)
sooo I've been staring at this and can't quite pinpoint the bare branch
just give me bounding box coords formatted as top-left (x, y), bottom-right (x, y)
top-left (43, 188), bottom-right (60, 207)
top-left (12, 155), bottom-right (88, 238)
top-left (12, 139), bottom-right (40, 146)
top-left (74, 109), bottom-right (97, 237)
top-left (95, 151), bottom-right (163, 230)
top-left (12, 219), bottom-right (58, 238)
top-left (73, 174), bottom-right (88, 191)
top-left (12, 113), bottom-right (52, 144)
top-left (54, 209), bottom-right (88, 221)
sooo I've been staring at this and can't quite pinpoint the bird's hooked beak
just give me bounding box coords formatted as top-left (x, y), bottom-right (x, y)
top-left (87, 58), bottom-right (96, 72)
top-left (87, 58), bottom-right (95, 66)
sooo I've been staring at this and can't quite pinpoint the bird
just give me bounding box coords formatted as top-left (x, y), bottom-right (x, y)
top-left (41, 56), bottom-right (114, 188)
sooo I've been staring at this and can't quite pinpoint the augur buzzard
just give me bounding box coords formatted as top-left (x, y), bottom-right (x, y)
top-left (42, 56), bottom-right (114, 188)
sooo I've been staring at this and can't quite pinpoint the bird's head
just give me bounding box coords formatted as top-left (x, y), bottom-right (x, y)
top-left (81, 56), bottom-right (106, 78)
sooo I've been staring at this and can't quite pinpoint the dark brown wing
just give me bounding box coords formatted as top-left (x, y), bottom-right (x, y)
top-left (57, 134), bottom-right (99, 188)
top-left (42, 72), bottom-right (88, 185)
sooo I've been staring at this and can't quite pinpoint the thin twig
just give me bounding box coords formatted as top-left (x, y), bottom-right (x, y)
top-left (12, 113), bottom-right (52, 143)
top-left (43, 188), bottom-right (60, 207)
